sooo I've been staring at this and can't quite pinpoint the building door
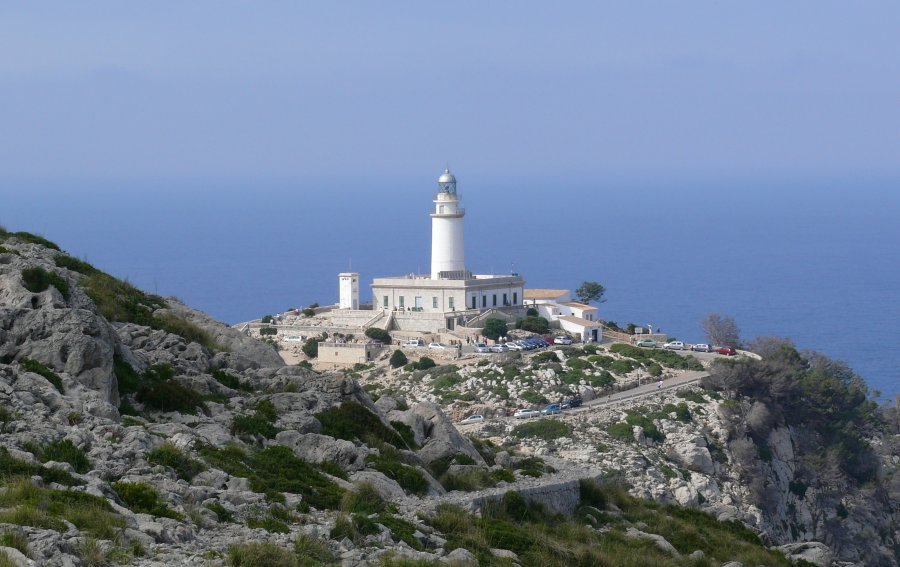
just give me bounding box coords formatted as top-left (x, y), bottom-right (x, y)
top-left (447, 318), bottom-right (455, 330)
top-left (414, 296), bottom-right (423, 310)
top-left (592, 329), bottom-right (599, 342)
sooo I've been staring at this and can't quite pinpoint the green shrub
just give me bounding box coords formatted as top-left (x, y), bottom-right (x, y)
top-left (607, 422), bottom-right (634, 441)
top-left (364, 327), bottom-right (392, 344)
top-left (5, 231), bottom-right (60, 250)
top-left (390, 349), bottom-right (408, 368)
top-left (211, 368), bottom-right (253, 392)
top-left (132, 365), bottom-right (206, 415)
top-left (341, 482), bottom-right (385, 515)
top-left (0, 448), bottom-right (79, 486)
top-left (416, 356), bottom-right (436, 370)
top-left (317, 401), bottom-right (409, 449)
top-left (516, 456), bottom-right (555, 478)
top-left (533, 351), bottom-right (559, 364)
top-left (261, 315), bottom-right (274, 324)
top-left (82, 271), bottom-right (218, 350)
top-left (511, 420), bottom-right (572, 441)
top-left (302, 339), bottom-right (319, 358)
top-left (206, 502), bottom-right (234, 523)
top-left (147, 443), bottom-right (205, 481)
top-left (390, 421), bottom-right (418, 450)
top-left (227, 542), bottom-right (297, 567)
top-left (19, 358), bottom-right (64, 393)
top-left (247, 513), bottom-right (290, 533)
top-left (440, 468), bottom-right (497, 492)
top-left (111, 481), bottom-right (183, 520)
top-left (482, 318), bottom-right (508, 341)
top-left (0, 529), bottom-right (29, 557)
top-left (54, 254), bottom-right (99, 275)
top-left (520, 389), bottom-right (547, 404)
top-left (232, 413), bottom-right (280, 440)
top-left (366, 451), bottom-right (429, 496)
top-left (26, 439), bottom-right (91, 474)
top-left (647, 363), bottom-right (663, 377)
top-left (294, 533), bottom-right (336, 563)
top-left (259, 326), bottom-right (278, 336)
top-left (517, 316), bottom-right (549, 334)
top-left (676, 390), bottom-right (707, 404)
top-left (491, 468), bottom-right (516, 483)
top-left (200, 445), bottom-right (345, 510)
top-left (566, 357), bottom-right (592, 371)
top-left (21, 267), bottom-right (69, 299)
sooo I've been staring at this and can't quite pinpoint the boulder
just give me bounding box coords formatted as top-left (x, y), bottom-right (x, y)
top-left (625, 527), bottom-right (680, 556)
top-left (275, 431), bottom-right (369, 471)
top-left (411, 402), bottom-right (485, 466)
top-left (349, 470), bottom-right (407, 501)
top-left (443, 548), bottom-right (478, 564)
top-left (666, 442), bottom-right (715, 475)
top-left (777, 542), bottom-right (833, 567)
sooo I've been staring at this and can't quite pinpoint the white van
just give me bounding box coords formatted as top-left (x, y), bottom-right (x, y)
top-left (404, 339), bottom-right (425, 348)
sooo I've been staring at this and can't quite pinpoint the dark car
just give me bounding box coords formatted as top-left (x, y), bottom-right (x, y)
top-left (715, 346), bottom-right (737, 356)
top-left (561, 397), bottom-right (583, 409)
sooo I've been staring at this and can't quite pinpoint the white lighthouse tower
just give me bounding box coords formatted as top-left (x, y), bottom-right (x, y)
top-left (430, 168), bottom-right (467, 279)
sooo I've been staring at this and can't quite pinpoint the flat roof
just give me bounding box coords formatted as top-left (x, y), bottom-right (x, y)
top-left (523, 288), bottom-right (569, 299)
top-left (558, 315), bottom-right (600, 328)
top-left (560, 301), bottom-right (597, 311)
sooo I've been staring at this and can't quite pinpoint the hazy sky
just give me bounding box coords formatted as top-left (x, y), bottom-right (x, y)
top-left (1, 2), bottom-right (899, 187)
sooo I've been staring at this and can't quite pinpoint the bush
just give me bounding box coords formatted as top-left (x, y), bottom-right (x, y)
top-left (200, 445), bottom-right (345, 510)
top-left (607, 422), bottom-right (634, 441)
top-left (415, 356), bottom-right (436, 370)
top-left (294, 533), bottom-right (336, 564)
top-left (520, 390), bottom-right (548, 405)
top-left (54, 254), bottom-right (99, 275)
top-left (232, 413), bottom-right (280, 440)
top-left (111, 481), bottom-right (183, 520)
top-left (136, 377), bottom-right (206, 415)
top-left (259, 326), bottom-right (278, 336)
top-left (19, 358), bottom-right (64, 393)
top-left (206, 501), bottom-right (234, 523)
top-left (517, 316), bottom-right (550, 334)
top-left (482, 318), bottom-right (508, 341)
top-left (25, 439), bottom-right (91, 474)
top-left (365, 327), bottom-right (392, 344)
top-left (511, 420), bottom-right (572, 441)
top-left (366, 451), bottom-right (429, 496)
top-left (147, 443), bottom-right (205, 481)
top-left (211, 368), bottom-right (253, 392)
top-left (317, 401), bottom-right (410, 449)
top-left (227, 542), bottom-right (297, 567)
top-left (302, 307), bottom-right (316, 317)
top-left (533, 351), bottom-right (559, 364)
top-left (341, 482), bottom-right (385, 515)
top-left (3, 231), bottom-right (60, 250)
top-left (302, 339), bottom-right (319, 358)
top-left (0, 448), bottom-right (80, 486)
top-left (390, 349), bottom-right (408, 369)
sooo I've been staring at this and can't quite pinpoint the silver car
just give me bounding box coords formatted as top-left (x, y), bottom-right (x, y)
top-left (490, 343), bottom-right (509, 353)
top-left (691, 343), bottom-right (712, 352)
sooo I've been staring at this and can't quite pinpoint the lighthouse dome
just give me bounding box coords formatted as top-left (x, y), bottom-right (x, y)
top-left (438, 168), bottom-right (456, 184)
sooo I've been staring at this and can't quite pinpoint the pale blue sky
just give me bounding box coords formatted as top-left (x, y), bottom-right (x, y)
top-left (1, 2), bottom-right (899, 187)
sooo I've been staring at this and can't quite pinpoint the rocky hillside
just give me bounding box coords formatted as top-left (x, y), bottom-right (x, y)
top-left (0, 230), bottom-right (895, 567)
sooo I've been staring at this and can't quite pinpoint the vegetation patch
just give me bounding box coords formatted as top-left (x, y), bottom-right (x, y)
top-left (316, 401), bottom-right (412, 449)
top-left (147, 443), bottom-right (206, 481)
top-left (19, 358), bottom-right (64, 393)
top-left (21, 267), bottom-right (70, 300)
top-left (364, 327), bottom-right (392, 344)
top-left (0, 447), bottom-right (80, 486)
top-left (200, 444), bottom-right (345, 510)
top-left (511, 420), bottom-right (572, 441)
top-left (1, 231), bottom-right (60, 250)
top-left (54, 254), bottom-right (99, 275)
top-left (366, 449), bottom-right (429, 496)
top-left (0, 477), bottom-right (124, 539)
top-left (211, 368), bottom-right (254, 392)
top-left (112, 481), bottom-right (183, 520)
top-left (232, 400), bottom-right (281, 441)
top-left (23, 438), bottom-right (91, 473)
top-left (609, 343), bottom-right (704, 371)
top-left (607, 412), bottom-right (665, 443)
top-left (82, 270), bottom-right (218, 350)
top-left (130, 363), bottom-right (207, 415)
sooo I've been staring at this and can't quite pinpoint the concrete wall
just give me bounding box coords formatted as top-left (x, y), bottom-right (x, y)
top-left (317, 344), bottom-right (384, 369)
top-left (469, 473), bottom-right (606, 516)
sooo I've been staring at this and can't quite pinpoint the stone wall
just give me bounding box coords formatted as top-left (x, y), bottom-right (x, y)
top-left (469, 473), bottom-right (606, 516)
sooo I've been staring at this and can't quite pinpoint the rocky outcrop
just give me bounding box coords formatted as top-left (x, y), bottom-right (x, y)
top-left (411, 402), bottom-right (486, 466)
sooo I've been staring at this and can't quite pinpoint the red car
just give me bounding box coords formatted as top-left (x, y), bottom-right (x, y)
top-left (715, 347), bottom-right (737, 356)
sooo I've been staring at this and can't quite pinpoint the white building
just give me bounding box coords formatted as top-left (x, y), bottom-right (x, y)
top-left (369, 168), bottom-right (525, 333)
top-left (524, 289), bottom-right (603, 343)
top-left (338, 272), bottom-right (359, 310)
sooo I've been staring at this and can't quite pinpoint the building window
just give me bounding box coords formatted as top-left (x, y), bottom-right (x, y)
top-left (482, 296), bottom-right (486, 308)
top-left (432, 297), bottom-right (438, 309)
top-left (492, 294), bottom-right (497, 307)
top-left (448, 297), bottom-right (455, 310)
top-left (513, 292), bottom-right (518, 304)
top-left (399, 296), bottom-right (405, 308)
top-left (503, 293), bottom-right (508, 305)
top-left (471, 296), bottom-right (476, 309)
top-left (383, 295), bottom-right (388, 309)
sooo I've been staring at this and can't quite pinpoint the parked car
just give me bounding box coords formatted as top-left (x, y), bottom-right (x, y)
top-left (691, 343), bottom-right (712, 352)
top-left (663, 341), bottom-right (686, 350)
top-left (553, 336), bottom-right (573, 345)
top-left (514, 408), bottom-right (541, 419)
top-left (541, 403), bottom-right (561, 415)
top-left (474, 342), bottom-right (491, 353)
top-left (404, 339), bottom-right (425, 348)
top-left (521, 338), bottom-right (538, 350)
top-left (561, 397), bottom-right (583, 409)
top-left (459, 414), bottom-right (485, 424)
top-left (635, 339), bottom-right (658, 348)
top-left (490, 343), bottom-right (509, 353)
top-left (514, 340), bottom-right (531, 351)
top-left (505, 342), bottom-right (523, 351)
top-left (428, 342), bottom-right (448, 350)
top-left (715, 346), bottom-right (737, 356)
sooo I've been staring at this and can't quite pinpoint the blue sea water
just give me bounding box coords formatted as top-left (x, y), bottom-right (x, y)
top-left (3, 175), bottom-right (898, 399)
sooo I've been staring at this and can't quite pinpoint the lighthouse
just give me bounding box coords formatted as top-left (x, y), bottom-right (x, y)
top-left (430, 168), bottom-right (466, 279)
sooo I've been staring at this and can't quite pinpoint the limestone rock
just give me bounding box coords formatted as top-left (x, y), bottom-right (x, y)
top-left (625, 527), bottom-right (680, 556)
top-left (411, 402), bottom-right (486, 466)
top-left (275, 431), bottom-right (369, 471)
top-left (349, 470), bottom-right (407, 501)
top-left (777, 542), bottom-right (833, 567)
top-left (443, 547), bottom-right (478, 564)
top-left (666, 441), bottom-right (715, 475)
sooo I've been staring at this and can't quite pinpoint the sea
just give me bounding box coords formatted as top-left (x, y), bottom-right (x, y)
top-left (3, 174), bottom-right (898, 400)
